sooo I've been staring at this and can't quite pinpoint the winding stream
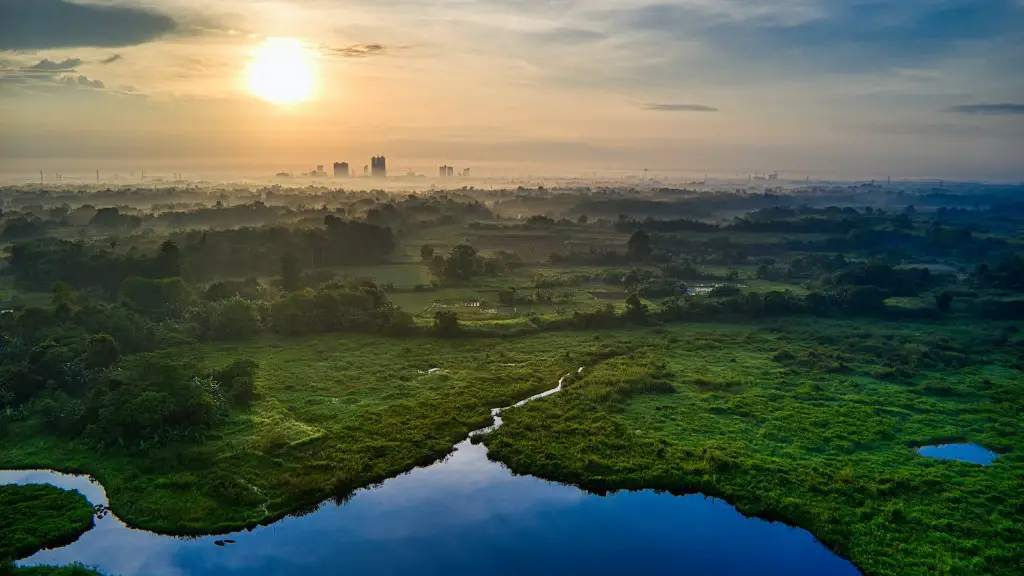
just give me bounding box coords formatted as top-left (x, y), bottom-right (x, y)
top-left (2, 369), bottom-right (859, 575)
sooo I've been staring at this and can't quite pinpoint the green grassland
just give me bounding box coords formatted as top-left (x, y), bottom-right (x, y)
top-left (0, 332), bottom-right (595, 534)
top-left (0, 485), bottom-right (94, 562)
top-left (484, 319), bottom-right (1024, 575)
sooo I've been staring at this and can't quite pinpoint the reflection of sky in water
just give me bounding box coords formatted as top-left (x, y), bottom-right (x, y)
top-left (3, 436), bottom-right (860, 575)
top-left (917, 443), bottom-right (998, 465)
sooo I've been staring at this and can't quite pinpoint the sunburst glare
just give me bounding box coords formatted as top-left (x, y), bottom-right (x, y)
top-left (246, 38), bottom-right (316, 105)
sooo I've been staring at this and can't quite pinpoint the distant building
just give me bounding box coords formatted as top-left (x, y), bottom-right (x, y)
top-left (446, 166), bottom-right (454, 178)
top-left (333, 162), bottom-right (349, 178)
top-left (309, 164), bottom-right (327, 177)
top-left (439, 165), bottom-right (448, 178)
top-left (363, 165), bottom-right (369, 176)
top-left (371, 156), bottom-right (387, 178)
top-left (462, 168), bottom-right (470, 177)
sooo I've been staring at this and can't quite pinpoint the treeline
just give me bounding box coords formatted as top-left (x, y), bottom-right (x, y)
top-left (5, 216), bottom-right (396, 295)
top-left (0, 299), bottom-right (258, 448)
top-left (173, 216), bottom-right (394, 280)
top-left (421, 244), bottom-right (523, 283)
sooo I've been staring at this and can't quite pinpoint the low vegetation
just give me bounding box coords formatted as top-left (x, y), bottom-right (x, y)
top-left (484, 320), bottom-right (1023, 575)
top-left (0, 484), bottom-right (94, 562)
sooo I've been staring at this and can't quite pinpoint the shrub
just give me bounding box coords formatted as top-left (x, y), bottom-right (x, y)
top-left (208, 297), bottom-right (262, 341)
top-left (434, 310), bottom-right (460, 336)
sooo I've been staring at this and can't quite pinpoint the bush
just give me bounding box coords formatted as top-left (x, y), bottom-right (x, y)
top-left (773, 349), bottom-right (796, 363)
top-left (212, 358), bottom-right (259, 405)
top-left (208, 297), bottom-right (262, 341)
top-left (434, 310), bottom-right (460, 336)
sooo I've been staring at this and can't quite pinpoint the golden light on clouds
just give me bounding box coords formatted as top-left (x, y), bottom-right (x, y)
top-left (246, 38), bottom-right (316, 105)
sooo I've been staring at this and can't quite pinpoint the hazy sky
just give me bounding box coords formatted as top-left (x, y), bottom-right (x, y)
top-left (0, 0), bottom-right (1022, 180)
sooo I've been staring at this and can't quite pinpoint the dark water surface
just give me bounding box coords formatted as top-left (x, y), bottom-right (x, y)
top-left (917, 443), bottom-right (999, 465)
top-left (3, 371), bottom-right (860, 575)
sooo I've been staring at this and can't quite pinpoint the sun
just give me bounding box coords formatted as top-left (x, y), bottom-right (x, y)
top-left (246, 38), bottom-right (315, 105)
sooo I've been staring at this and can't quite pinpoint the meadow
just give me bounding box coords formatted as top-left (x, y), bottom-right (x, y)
top-left (0, 332), bottom-right (596, 534)
top-left (484, 319), bottom-right (1023, 575)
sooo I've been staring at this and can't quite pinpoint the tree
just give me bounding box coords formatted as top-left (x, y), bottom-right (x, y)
top-left (209, 297), bottom-right (262, 340)
top-left (280, 251), bottom-right (302, 292)
top-left (627, 230), bottom-right (651, 261)
top-left (86, 334), bottom-right (120, 369)
top-left (577, 214), bottom-right (588, 225)
top-left (498, 287), bottom-right (517, 307)
top-left (420, 244), bottom-right (434, 262)
top-left (156, 240), bottom-right (182, 278)
top-left (625, 293), bottom-right (648, 323)
top-left (935, 291), bottom-right (954, 313)
top-left (120, 277), bottom-right (194, 318)
top-left (434, 310), bottom-right (460, 336)
top-left (212, 358), bottom-right (259, 405)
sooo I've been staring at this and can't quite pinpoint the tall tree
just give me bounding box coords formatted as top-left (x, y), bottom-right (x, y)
top-left (627, 230), bottom-right (651, 261)
top-left (280, 251), bottom-right (302, 292)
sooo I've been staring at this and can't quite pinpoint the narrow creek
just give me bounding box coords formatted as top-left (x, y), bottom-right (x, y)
top-left (2, 368), bottom-right (859, 575)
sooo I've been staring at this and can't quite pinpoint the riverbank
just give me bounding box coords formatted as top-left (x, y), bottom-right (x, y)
top-left (484, 319), bottom-right (1023, 575)
top-left (0, 332), bottom-right (606, 535)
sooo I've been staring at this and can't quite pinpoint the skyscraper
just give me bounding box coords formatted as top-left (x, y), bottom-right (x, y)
top-left (371, 156), bottom-right (387, 178)
top-left (446, 166), bottom-right (454, 178)
top-left (334, 162), bottom-right (349, 177)
top-left (439, 165), bottom-right (448, 178)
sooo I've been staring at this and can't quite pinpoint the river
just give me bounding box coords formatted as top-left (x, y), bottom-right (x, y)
top-left (2, 370), bottom-right (859, 575)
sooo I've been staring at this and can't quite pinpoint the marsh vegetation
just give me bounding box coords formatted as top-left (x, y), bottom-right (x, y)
top-left (0, 179), bottom-right (1021, 574)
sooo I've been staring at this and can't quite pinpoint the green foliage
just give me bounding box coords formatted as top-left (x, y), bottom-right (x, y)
top-left (120, 277), bottom-right (194, 319)
top-left (486, 321), bottom-right (1024, 576)
top-left (0, 484), bottom-right (94, 562)
top-left (627, 229), bottom-right (651, 261)
top-left (434, 310), bottom-right (460, 336)
top-left (85, 335), bottom-right (119, 369)
top-left (208, 298), bottom-right (262, 341)
top-left (280, 251), bottom-right (302, 293)
top-left (211, 358), bottom-right (259, 405)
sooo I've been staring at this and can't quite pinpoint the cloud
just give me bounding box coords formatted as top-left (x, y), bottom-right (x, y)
top-left (100, 54), bottom-right (124, 65)
top-left (24, 58), bottom-right (81, 71)
top-left (944, 103), bottom-right (1024, 115)
top-left (328, 43), bottom-right (387, 58)
top-left (58, 75), bottom-right (104, 89)
top-left (0, 0), bottom-right (178, 50)
top-left (607, 0), bottom-right (1024, 78)
top-left (641, 103), bottom-right (718, 112)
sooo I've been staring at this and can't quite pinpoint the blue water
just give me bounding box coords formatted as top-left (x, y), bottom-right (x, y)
top-left (2, 370), bottom-right (860, 576)
top-left (916, 443), bottom-right (998, 465)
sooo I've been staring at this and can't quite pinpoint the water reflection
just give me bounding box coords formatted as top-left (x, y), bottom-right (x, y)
top-left (3, 369), bottom-right (860, 575)
top-left (2, 438), bottom-right (859, 576)
top-left (916, 443), bottom-right (998, 465)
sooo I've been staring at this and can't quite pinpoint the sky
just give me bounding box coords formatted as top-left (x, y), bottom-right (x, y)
top-left (0, 0), bottom-right (1022, 181)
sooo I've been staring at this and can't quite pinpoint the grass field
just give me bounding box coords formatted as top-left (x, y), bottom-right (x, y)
top-left (2, 313), bottom-right (1021, 574)
top-left (484, 319), bottom-right (1024, 575)
top-left (0, 332), bottom-right (597, 535)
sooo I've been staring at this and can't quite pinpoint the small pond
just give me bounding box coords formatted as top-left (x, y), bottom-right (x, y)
top-left (916, 443), bottom-right (998, 465)
top-left (3, 370), bottom-right (860, 575)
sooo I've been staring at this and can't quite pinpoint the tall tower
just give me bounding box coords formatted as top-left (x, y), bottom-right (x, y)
top-left (371, 156), bottom-right (387, 178)
top-left (334, 162), bottom-right (350, 177)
